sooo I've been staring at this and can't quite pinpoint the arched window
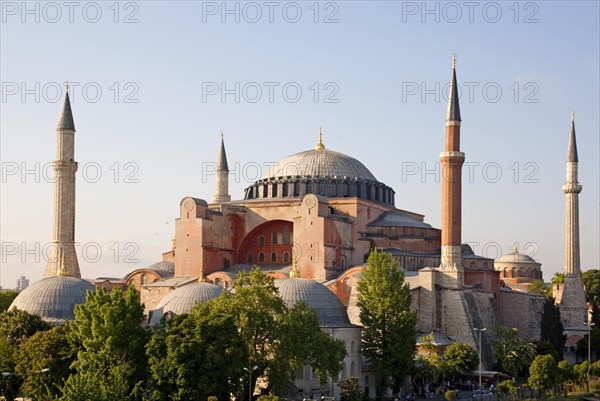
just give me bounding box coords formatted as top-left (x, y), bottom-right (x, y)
top-left (258, 235), bottom-right (265, 246)
top-left (258, 252), bottom-right (265, 263)
top-left (482, 262), bottom-right (488, 269)
top-left (283, 252), bottom-right (290, 263)
top-left (270, 252), bottom-right (277, 262)
top-left (350, 340), bottom-right (355, 355)
top-left (470, 262), bottom-right (476, 268)
top-left (223, 258), bottom-right (230, 268)
top-left (341, 256), bottom-right (347, 269)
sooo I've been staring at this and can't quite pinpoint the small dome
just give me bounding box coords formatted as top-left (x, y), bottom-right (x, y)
top-left (147, 261), bottom-right (175, 274)
top-left (265, 149), bottom-right (377, 181)
top-left (9, 276), bottom-right (95, 323)
top-left (495, 251), bottom-right (537, 263)
top-left (148, 282), bottom-right (224, 325)
top-left (274, 278), bottom-right (351, 327)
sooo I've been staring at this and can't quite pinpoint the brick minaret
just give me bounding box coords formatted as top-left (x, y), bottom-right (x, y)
top-left (439, 56), bottom-right (464, 286)
top-left (212, 132), bottom-right (231, 203)
top-left (44, 86), bottom-right (80, 278)
top-left (559, 113), bottom-right (587, 327)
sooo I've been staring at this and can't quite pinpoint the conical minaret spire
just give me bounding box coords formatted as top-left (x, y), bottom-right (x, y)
top-left (559, 112), bottom-right (587, 328)
top-left (44, 84), bottom-right (81, 278)
top-left (439, 55), bottom-right (465, 286)
top-left (212, 132), bottom-right (231, 203)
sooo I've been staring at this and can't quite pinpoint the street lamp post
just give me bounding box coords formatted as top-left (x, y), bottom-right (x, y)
top-left (243, 365), bottom-right (258, 401)
top-left (586, 322), bottom-right (595, 363)
top-left (473, 328), bottom-right (486, 391)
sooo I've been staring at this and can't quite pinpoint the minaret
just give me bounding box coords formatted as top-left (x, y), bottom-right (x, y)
top-left (44, 85), bottom-right (81, 278)
top-left (559, 112), bottom-right (587, 327)
top-left (439, 55), bottom-right (465, 287)
top-left (212, 132), bottom-right (231, 203)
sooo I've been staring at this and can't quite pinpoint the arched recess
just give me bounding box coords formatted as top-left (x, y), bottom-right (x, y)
top-left (237, 220), bottom-right (294, 265)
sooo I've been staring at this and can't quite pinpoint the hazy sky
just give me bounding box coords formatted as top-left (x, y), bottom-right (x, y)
top-left (1, 1), bottom-right (598, 289)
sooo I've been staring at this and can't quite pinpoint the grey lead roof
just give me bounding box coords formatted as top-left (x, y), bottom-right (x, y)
top-left (217, 135), bottom-right (229, 171)
top-left (367, 210), bottom-right (432, 228)
top-left (57, 90), bottom-right (76, 131)
top-left (9, 276), bottom-right (94, 322)
top-left (446, 66), bottom-right (461, 122)
top-left (568, 116), bottom-right (578, 162)
top-left (264, 148), bottom-right (378, 181)
top-left (274, 277), bottom-right (352, 328)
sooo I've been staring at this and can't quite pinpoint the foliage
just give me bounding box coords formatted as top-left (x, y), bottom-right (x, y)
top-left (208, 396), bottom-right (218, 401)
top-left (0, 308), bottom-right (50, 400)
top-left (497, 379), bottom-right (517, 400)
top-left (540, 297), bottom-right (566, 360)
top-left (491, 324), bottom-right (536, 377)
top-left (582, 269), bottom-right (600, 327)
top-left (256, 395), bottom-right (279, 401)
top-left (340, 377), bottom-right (363, 401)
top-left (528, 354), bottom-right (558, 394)
top-left (357, 249), bottom-right (417, 394)
top-left (146, 303), bottom-right (248, 401)
top-left (547, 273), bottom-right (565, 298)
top-left (16, 325), bottom-right (74, 400)
top-left (443, 342), bottom-right (478, 380)
top-left (444, 390), bottom-right (457, 401)
top-left (528, 280), bottom-right (547, 296)
top-left (207, 268), bottom-right (346, 395)
top-left (0, 291), bottom-right (19, 313)
top-left (61, 287), bottom-right (147, 401)
top-left (576, 328), bottom-right (600, 362)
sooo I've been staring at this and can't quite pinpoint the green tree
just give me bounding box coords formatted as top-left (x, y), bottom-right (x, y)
top-left (443, 342), bottom-right (478, 380)
top-left (146, 302), bottom-right (248, 401)
top-left (576, 328), bottom-right (600, 362)
top-left (547, 273), bottom-right (565, 298)
top-left (357, 249), bottom-right (417, 395)
top-left (0, 291), bottom-right (19, 313)
top-left (61, 287), bottom-right (148, 401)
top-left (207, 268), bottom-right (345, 396)
top-left (0, 308), bottom-right (50, 401)
top-left (340, 377), bottom-right (363, 401)
top-left (16, 325), bottom-right (74, 401)
top-left (528, 280), bottom-right (547, 296)
top-left (539, 297), bottom-right (565, 359)
top-left (557, 360), bottom-right (574, 396)
top-left (496, 379), bottom-right (517, 400)
top-left (490, 324), bottom-right (536, 377)
top-left (528, 354), bottom-right (558, 396)
top-left (582, 269), bottom-right (600, 327)
top-left (444, 390), bottom-right (457, 401)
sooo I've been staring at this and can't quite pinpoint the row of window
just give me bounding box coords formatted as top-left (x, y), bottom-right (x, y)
top-left (247, 251), bottom-right (291, 264)
top-left (257, 227), bottom-right (292, 246)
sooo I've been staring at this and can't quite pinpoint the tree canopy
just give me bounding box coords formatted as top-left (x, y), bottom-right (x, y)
top-left (357, 249), bottom-right (417, 394)
top-left (490, 324), bottom-right (536, 377)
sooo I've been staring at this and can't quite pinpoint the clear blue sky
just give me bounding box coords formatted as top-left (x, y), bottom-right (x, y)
top-left (1, 1), bottom-right (598, 289)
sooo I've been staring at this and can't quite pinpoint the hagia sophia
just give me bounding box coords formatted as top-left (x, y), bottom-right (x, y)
top-left (9, 59), bottom-right (590, 398)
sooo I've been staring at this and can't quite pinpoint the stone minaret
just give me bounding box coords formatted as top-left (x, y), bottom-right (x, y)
top-left (439, 56), bottom-right (465, 287)
top-left (559, 112), bottom-right (587, 327)
top-left (212, 132), bottom-right (231, 203)
top-left (44, 86), bottom-right (80, 278)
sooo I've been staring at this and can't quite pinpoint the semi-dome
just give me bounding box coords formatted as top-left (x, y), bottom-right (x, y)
top-left (274, 277), bottom-right (352, 327)
top-left (147, 261), bottom-right (175, 274)
top-left (9, 276), bottom-right (95, 323)
top-left (244, 133), bottom-right (395, 206)
top-left (495, 251), bottom-right (537, 263)
top-left (148, 281), bottom-right (224, 325)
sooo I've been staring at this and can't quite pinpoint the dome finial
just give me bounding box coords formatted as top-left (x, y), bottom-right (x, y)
top-left (315, 127), bottom-right (325, 150)
top-left (65, 81), bottom-right (69, 93)
top-left (58, 253), bottom-right (67, 276)
top-left (290, 257), bottom-right (301, 278)
top-left (571, 111), bottom-right (574, 122)
top-left (198, 261), bottom-right (205, 282)
top-left (452, 54), bottom-right (457, 68)
top-left (513, 243), bottom-right (518, 254)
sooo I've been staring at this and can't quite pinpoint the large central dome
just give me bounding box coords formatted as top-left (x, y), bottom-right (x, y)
top-left (244, 131), bottom-right (395, 206)
top-left (264, 148), bottom-right (377, 181)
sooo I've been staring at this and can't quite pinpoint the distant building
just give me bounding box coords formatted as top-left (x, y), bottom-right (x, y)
top-left (16, 276), bottom-right (29, 291)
